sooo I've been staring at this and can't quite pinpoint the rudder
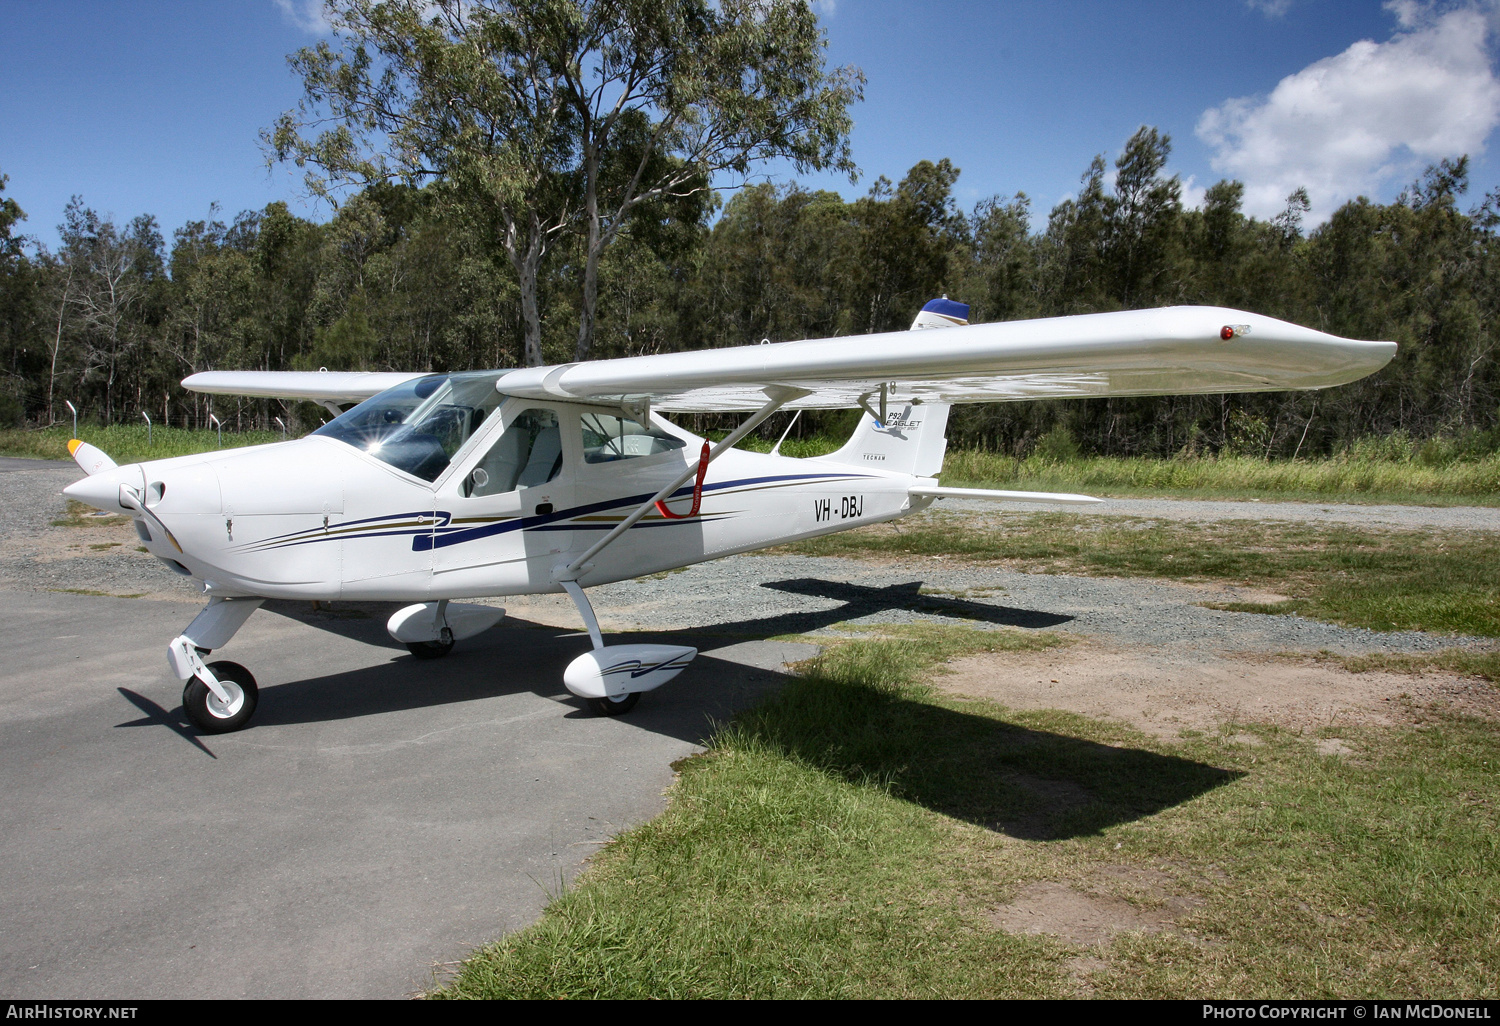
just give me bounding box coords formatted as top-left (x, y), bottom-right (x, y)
top-left (820, 297), bottom-right (968, 478)
top-left (822, 401), bottom-right (950, 477)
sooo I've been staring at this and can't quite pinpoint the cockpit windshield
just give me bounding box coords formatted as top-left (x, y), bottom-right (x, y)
top-left (314, 371), bottom-right (507, 482)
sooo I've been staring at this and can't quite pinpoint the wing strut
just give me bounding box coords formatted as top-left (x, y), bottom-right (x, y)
top-left (554, 385), bottom-right (810, 582)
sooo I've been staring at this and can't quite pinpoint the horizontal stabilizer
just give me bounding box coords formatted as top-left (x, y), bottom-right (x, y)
top-left (182, 370), bottom-right (428, 404)
top-left (910, 485), bottom-right (1101, 506)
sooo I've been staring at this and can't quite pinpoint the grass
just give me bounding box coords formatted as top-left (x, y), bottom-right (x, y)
top-left (724, 432), bottom-right (1500, 505)
top-left (941, 450), bottom-right (1500, 506)
top-left (437, 625), bottom-right (1500, 999)
top-left (782, 513), bottom-right (1500, 637)
top-left (1300, 648), bottom-right (1500, 684)
top-left (0, 423), bottom-right (284, 463)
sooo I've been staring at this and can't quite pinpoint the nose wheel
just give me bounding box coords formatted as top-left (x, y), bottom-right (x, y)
top-left (183, 661), bottom-right (258, 733)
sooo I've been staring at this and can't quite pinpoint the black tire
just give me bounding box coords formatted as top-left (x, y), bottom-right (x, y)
top-left (183, 661), bottom-right (258, 734)
top-left (406, 638), bottom-right (455, 659)
top-left (586, 692), bottom-right (640, 717)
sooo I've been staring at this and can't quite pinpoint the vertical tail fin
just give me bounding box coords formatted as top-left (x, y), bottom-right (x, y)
top-left (819, 298), bottom-right (967, 477)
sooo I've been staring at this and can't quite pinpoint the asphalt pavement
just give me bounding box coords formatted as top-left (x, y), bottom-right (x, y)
top-left (0, 588), bottom-right (814, 998)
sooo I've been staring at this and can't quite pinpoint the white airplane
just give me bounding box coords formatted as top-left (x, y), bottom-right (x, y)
top-left (62, 300), bottom-right (1394, 733)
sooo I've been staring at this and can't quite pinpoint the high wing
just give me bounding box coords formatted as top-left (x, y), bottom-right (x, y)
top-left (495, 306), bottom-right (1394, 412)
top-left (180, 306), bottom-right (1395, 413)
top-left (181, 370), bottom-right (428, 405)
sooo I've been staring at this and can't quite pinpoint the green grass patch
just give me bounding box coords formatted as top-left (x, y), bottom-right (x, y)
top-left (784, 514), bottom-right (1500, 637)
top-left (438, 627), bottom-right (1500, 999)
top-left (0, 423), bottom-right (284, 463)
top-left (941, 450), bottom-right (1500, 506)
top-left (1296, 648), bottom-right (1500, 684)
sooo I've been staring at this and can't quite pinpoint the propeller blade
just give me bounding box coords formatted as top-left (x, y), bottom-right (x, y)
top-left (68, 439), bottom-right (117, 476)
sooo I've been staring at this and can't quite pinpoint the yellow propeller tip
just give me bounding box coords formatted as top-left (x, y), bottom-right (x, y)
top-left (67, 438), bottom-right (82, 455)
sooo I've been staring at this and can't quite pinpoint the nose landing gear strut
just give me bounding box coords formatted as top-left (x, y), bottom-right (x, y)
top-left (166, 597), bottom-right (264, 733)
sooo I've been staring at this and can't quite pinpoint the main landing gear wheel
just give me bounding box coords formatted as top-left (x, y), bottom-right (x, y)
top-left (407, 624), bottom-right (455, 660)
top-left (183, 660), bottom-right (258, 734)
top-left (406, 637), bottom-right (455, 659)
top-left (586, 692), bottom-right (640, 717)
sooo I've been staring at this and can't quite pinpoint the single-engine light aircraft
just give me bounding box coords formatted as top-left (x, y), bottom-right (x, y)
top-left (62, 300), bottom-right (1395, 732)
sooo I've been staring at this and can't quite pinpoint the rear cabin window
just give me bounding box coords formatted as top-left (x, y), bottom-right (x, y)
top-left (580, 412), bottom-right (685, 464)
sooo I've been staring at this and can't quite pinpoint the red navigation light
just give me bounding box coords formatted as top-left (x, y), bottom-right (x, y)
top-left (1220, 325), bottom-right (1236, 341)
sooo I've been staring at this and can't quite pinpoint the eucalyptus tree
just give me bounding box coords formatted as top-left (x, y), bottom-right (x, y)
top-left (846, 159), bottom-right (965, 334)
top-left (55, 200), bottom-right (163, 422)
top-left (267, 0), bottom-right (863, 366)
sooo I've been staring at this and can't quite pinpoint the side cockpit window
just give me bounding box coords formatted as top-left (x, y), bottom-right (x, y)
top-left (463, 409), bottom-right (562, 497)
top-left (580, 412), bottom-right (685, 464)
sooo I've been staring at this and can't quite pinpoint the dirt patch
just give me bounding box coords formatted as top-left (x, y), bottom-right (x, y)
top-left (990, 870), bottom-right (1201, 948)
top-left (991, 882), bottom-right (1152, 945)
top-left (938, 644), bottom-right (1500, 736)
top-left (989, 864), bottom-right (1208, 973)
top-left (1187, 582), bottom-right (1294, 605)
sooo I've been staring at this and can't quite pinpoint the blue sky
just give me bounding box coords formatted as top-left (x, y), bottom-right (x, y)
top-left (4, 1), bottom-right (1498, 253)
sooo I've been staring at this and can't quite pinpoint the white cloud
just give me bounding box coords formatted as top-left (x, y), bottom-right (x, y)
top-left (274, 0), bottom-right (333, 35)
top-left (1179, 174), bottom-right (1207, 211)
top-left (1246, 0), bottom-right (1294, 18)
top-left (1196, 2), bottom-right (1500, 223)
top-left (811, 0), bottom-right (837, 18)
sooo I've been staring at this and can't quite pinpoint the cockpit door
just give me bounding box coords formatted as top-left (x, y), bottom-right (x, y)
top-left (433, 402), bottom-right (576, 593)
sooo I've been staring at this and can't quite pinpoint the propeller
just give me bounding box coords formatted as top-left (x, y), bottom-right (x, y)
top-left (62, 441), bottom-right (184, 553)
top-left (67, 438), bottom-right (117, 475)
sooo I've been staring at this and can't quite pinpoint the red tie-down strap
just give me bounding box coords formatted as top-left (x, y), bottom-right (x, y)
top-left (655, 441), bottom-right (712, 520)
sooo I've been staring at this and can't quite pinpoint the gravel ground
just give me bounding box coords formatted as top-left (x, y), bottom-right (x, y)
top-left (552, 552), bottom-right (1478, 656)
top-left (7, 459), bottom-right (1495, 657)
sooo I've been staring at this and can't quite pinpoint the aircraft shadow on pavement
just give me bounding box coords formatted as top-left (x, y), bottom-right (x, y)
top-left (111, 618), bottom-right (793, 752)
top-left (112, 615), bottom-right (1231, 840)
top-left (256, 576), bottom-right (1073, 652)
top-left (261, 599), bottom-right (409, 647)
top-left (138, 578), bottom-right (1078, 755)
top-left (115, 686), bottom-right (219, 759)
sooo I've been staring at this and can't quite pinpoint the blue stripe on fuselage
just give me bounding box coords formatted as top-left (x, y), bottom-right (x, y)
top-left (412, 472), bottom-right (869, 551)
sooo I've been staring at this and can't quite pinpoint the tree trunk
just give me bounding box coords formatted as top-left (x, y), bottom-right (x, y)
top-left (47, 270), bottom-right (71, 425)
top-left (502, 211), bottom-right (548, 368)
top-left (575, 147), bottom-right (602, 363)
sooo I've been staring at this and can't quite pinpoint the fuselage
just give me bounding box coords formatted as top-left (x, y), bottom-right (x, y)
top-left (64, 396), bottom-right (932, 603)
